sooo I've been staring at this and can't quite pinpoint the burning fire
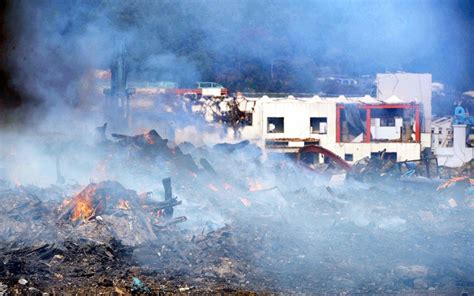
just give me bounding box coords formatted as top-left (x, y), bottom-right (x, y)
top-left (70, 186), bottom-right (98, 221)
top-left (117, 199), bottom-right (131, 210)
top-left (71, 196), bottom-right (94, 221)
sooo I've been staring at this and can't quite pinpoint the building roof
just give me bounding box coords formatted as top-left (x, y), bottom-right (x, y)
top-left (241, 94), bottom-right (416, 106)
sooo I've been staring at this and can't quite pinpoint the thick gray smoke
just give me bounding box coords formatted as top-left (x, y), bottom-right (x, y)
top-left (2, 0), bottom-right (473, 123)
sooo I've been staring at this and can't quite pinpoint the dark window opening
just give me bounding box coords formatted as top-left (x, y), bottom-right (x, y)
top-left (310, 117), bottom-right (327, 134)
top-left (267, 117), bottom-right (284, 133)
top-left (380, 118), bottom-right (396, 127)
top-left (344, 154), bottom-right (353, 161)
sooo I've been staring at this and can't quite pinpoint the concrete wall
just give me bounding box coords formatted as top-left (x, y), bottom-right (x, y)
top-left (435, 125), bottom-right (474, 167)
top-left (239, 98), bottom-right (421, 163)
top-left (330, 142), bottom-right (421, 162)
top-left (370, 117), bottom-right (403, 140)
top-left (376, 73), bottom-right (432, 132)
top-left (431, 118), bottom-right (452, 148)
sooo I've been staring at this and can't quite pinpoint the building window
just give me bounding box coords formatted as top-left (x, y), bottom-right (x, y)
top-left (267, 117), bottom-right (284, 133)
top-left (380, 118), bottom-right (396, 127)
top-left (344, 154), bottom-right (353, 161)
top-left (310, 117), bottom-right (327, 134)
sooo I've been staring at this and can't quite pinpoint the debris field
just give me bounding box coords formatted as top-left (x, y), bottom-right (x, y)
top-left (1, 129), bottom-right (474, 295)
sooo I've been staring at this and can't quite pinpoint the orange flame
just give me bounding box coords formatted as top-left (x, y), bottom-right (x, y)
top-left (70, 187), bottom-right (97, 221)
top-left (117, 199), bottom-right (131, 210)
top-left (71, 197), bottom-right (94, 221)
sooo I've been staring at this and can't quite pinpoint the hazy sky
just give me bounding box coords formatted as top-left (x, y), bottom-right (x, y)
top-left (0, 0), bottom-right (473, 112)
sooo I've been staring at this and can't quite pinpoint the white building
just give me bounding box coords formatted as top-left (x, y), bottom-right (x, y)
top-left (434, 125), bottom-right (474, 167)
top-left (431, 117), bottom-right (453, 148)
top-left (232, 95), bottom-right (428, 163)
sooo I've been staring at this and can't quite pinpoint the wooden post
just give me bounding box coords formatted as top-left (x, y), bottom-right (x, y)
top-left (162, 178), bottom-right (173, 219)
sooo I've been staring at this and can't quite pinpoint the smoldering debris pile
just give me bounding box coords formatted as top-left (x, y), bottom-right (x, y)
top-left (1, 129), bottom-right (474, 294)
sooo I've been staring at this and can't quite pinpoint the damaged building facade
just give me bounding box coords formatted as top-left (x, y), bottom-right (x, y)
top-left (205, 72), bottom-right (472, 168)
top-left (234, 95), bottom-right (427, 164)
top-left (100, 70), bottom-right (474, 168)
top-left (179, 73), bottom-right (434, 165)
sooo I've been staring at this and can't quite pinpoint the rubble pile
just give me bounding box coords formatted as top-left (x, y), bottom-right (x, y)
top-left (1, 129), bottom-right (474, 294)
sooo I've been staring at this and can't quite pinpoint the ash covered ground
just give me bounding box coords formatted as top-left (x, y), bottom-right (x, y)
top-left (0, 129), bottom-right (473, 295)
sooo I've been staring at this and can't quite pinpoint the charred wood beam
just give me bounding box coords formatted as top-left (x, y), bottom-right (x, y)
top-left (146, 198), bottom-right (182, 212)
top-left (152, 216), bottom-right (187, 229)
top-left (162, 177), bottom-right (174, 219)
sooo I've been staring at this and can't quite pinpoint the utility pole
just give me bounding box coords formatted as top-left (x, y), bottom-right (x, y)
top-left (103, 42), bottom-right (135, 132)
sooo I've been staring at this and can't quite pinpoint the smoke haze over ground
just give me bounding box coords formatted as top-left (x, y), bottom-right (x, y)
top-left (0, 1), bottom-right (474, 294)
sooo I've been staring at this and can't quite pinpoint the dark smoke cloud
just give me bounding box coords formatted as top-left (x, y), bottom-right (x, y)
top-left (0, 0), bottom-right (473, 121)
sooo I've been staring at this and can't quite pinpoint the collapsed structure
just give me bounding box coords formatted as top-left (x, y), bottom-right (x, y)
top-left (233, 94), bottom-right (423, 164)
top-left (170, 72), bottom-right (472, 171)
top-left (92, 68), bottom-right (474, 172)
